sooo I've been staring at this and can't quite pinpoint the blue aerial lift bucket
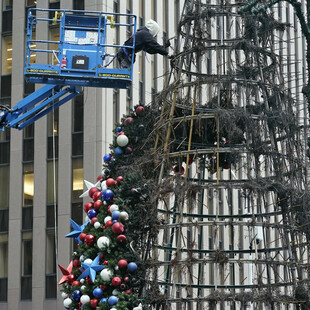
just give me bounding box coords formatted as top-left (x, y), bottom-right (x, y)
top-left (24, 8), bottom-right (137, 89)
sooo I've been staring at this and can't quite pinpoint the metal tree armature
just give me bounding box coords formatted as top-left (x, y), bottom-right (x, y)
top-left (146, 1), bottom-right (310, 309)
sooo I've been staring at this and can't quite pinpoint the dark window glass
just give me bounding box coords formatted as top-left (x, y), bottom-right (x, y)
top-left (22, 207), bottom-right (33, 231)
top-left (21, 276), bottom-right (32, 300)
top-left (46, 274), bottom-right (56, 298)
top-left (1, 75), bottom-right (11, 98)
top-left (72, 132), bottom-right (83, 156)
top-left (73, 0), bottom-right (84, 10)
top-left (23, 138), bottom-right (34, 162)
top-left (0, 166), bottom-right (9, 209)
top-left (46, 205), bottom-right (57, 228)
top-left (0, 278), bottom-right (7, 301)
top-left (71, 202), bottom-right (83, 225)
top-left (23, 123), bottom-right (34, 138)
top-left (139, 80), bottom-right (144, 105)
top-left (0, 141), bottom-right (9, 164)
top-left (0, 209), bottom-right (8, 232)
top-left (47, 136), bottom-right (58, 159)
top-left (24, 80), bottom-right (35, 96)
top-left (73, 94), bottom-right (83, 133)
top-left (2, 10), bottom-right (12, 33)
top-left (49, 2), bottom-right (60, 21)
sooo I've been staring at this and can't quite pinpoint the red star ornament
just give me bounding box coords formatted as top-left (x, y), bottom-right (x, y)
top-left (58, 261), bottom-right (73, 285)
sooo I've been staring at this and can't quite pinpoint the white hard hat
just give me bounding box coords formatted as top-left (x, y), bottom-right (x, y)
top-left (145, 19), bottom-right (161, 37)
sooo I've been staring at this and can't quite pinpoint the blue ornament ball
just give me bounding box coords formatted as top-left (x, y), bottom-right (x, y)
top-left (102, 189), bottom-right (114, 201)
top-left (112, 220), bottom-right (117, 224)
top-left (116, 126), bottom-right (122, 133)
top-left (71, 290), bottom-right (82, 301)
top-left (100, 298), bottom-right (107, 303)
top-left (103, 154), bottom-right (111, 162)
top-left (128, 262), bottom-right (138, 272)
top-left (112, 210), bottom-right (120, 220)
top-left (108, 296), bottom-right (118, 306)
top-left (93, 287), bottom-right (103, 298)
top-left (88, 209), bottom-right (98, 219)
top-left (114, 147), bottom-right (123, 155)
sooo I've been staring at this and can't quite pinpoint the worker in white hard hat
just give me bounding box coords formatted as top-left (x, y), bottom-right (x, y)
top-left (117, 19), bottom-right (172, 70)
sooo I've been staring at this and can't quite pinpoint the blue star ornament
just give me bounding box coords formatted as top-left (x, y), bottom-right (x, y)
top-left (65, 219), bottom-right (89, 240)
top-left (77, 254), bottom-right (104, 283)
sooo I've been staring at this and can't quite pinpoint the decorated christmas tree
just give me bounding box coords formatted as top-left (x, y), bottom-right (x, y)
top-left (59, 105), bottom-right (160, 310)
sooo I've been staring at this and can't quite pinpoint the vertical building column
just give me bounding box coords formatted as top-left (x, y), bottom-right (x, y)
top-left (32, 0), bottom-right (48, 307)
top-left (7, 0), bottom-right (24, 309)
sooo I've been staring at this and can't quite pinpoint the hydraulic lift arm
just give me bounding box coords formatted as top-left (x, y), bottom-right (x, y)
top-left (0, 84), bottom-right (82, 131)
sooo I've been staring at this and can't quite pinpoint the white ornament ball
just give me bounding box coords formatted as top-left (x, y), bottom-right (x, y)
top-left (80, 285), bottom-right (87, 292)
top-left (100, 268), bottom-right (112, 281)
top-left (104, 216), bottom-right (112, 224)
top-left (116, 134), bottom-right (129, 147)
top-left (101, 181), bottom-right (107, 191)
top-left (94, 221), bottom-right (101, 229)
top-left (80, 255), bottom-right (85, 262)
top-left (97, 236), bottom-right (110, 249)
top-left (109, 204), bottom-right (119, 213)
top-left (85, 215), bottom-right (89, 223)
top-left (114, 266), bottom-right (119, 271)
top-left (119, 211), bottom-right (129, 221)
top-left (84, 258), bottom-right (93, 265)
top-left (80, 278), bottom-right (85, 284)
top-left (80, 294), bottom-right (90, 304)
top-left (61, 292), bottom-right (68, 299)
top-left (63, 297), bottom-right (72, 307)
top-left (111, 308), bottom-right (117, 310)
top-left (112, 289), bottom-right (119, 295)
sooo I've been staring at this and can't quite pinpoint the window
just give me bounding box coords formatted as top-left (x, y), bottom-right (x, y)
top-left (0, 234), bottom-right (8, 302)
top-left (0, 135), bottom-right (9, 163)
top-left (21, 232), bottom-right (32, 300)
top-left (26, 0), bottom-right (36, 7)
top-left (72, 158), bottom-right (83, 201)
top-left (46, 230), bottom-right (56, 298)
top-left (2, 0), bottom-right (12, 11)
top-left (49, 27), bottom-right (59, 65)
top-left (23, 163), bottom-right (34, 207)
top-left (73, 0), bottom-right (84, 10)
top-left (47, 161), bottom-right (58, 204)
top-left (113, 89), bottom-right (119, 126)
top-left (46, 204), bottom-right (57, 228)
top-left (22, 207), bottom-right (33, 231)
top-left (2, 9), bottom-right (12, 33)
top-left (47, 110), bottom-right (59, 159)
top-left (0, 166), bottom-right (9, 211)
top-left (1, 36), bottom-right (12, 75)
top-left (72, 94), bottom-right (83, 156)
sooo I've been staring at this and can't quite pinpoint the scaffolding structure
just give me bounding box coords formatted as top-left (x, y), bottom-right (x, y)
top-left (149, 0), bottom-right (310, 309)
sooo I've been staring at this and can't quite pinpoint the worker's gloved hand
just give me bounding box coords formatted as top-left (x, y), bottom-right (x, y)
top-left (164, 40), bottom-right (171, 48)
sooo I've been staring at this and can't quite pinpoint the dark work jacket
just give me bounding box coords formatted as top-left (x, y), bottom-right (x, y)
top-left (123, 26), bottom-right (168, 58)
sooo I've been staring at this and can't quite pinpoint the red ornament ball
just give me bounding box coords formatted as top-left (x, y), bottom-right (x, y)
top-left (97, 175), bottom-right (103, 182)
top-left (84, 202), bottom-right (93, 213)
top-left (120, 283), bottom-right (126, 290)
top-left (112, 276), bottom-right (122, 287)
top-left (94, 200), bottom-right (103, 211)
top-left (79, 233), bottom-right (87, 241)
top-left (91, 217), bottom-right (98, 225)
top-left (106, 178), bottom-right (117, 187)
top-left (117, 259), bottom-right (128, 269)
top-left (112, 222), bottom-right (125, 234)
top-left (90, 299), bottom-right (99, 309)
top-left (124, 276), bottom-right (129, 282)
top-left (117, 131), bottom-right (125, 136)
top-left (71, 280), bottom-right (80, 287)
top-left (73, 259), bottom-right (80, 267)
top-left (88, 187), bottom-right (99, 198)
top-left (136, 106), bottom-right (144, 115)
top-left (125, 289), bottom-right (131, 294)
top-left (116, 234), bottom-right (127, 243)
top-left (66, 274), bottom-right (75, 284)
top-left (100, 285), bottom-right (108, 291)
top-left (84, 234), bottom-right (95, 246)
top-left (105, 220), bottom-right (113, 227)
top-left (104, 260), bottom-right (108, 265)
top-left (124, 117), bottom-right (134, 125)
top-left (102, 225), bottom-right (106, 230)
top-left (92, 191), bottom-right (102, 202)
top-left (117, 176), bottom-right (124, 182)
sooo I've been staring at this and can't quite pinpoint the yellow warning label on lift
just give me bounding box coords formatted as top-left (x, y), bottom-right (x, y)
top-left (99, 73), bottom-right (130, 79)
top-left (26, 69), bottom-right (58, 74)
